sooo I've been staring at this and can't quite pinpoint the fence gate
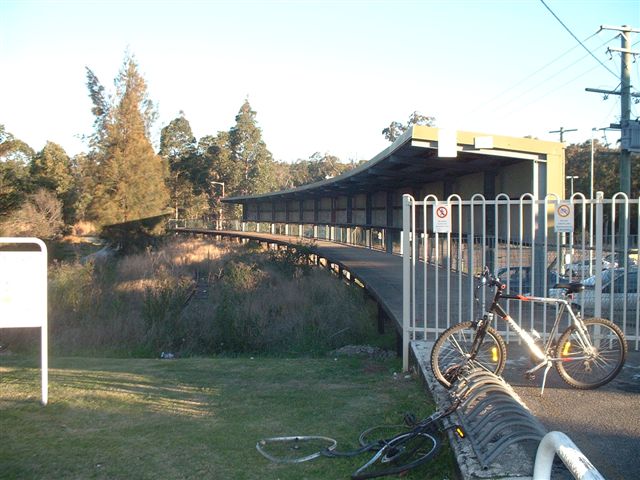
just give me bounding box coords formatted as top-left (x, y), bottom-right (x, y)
top-left (401, 192), bottom-right (640, 370)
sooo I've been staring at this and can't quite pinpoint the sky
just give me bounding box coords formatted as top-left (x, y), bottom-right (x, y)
top-left (1, 0), bottom-right (639, 164)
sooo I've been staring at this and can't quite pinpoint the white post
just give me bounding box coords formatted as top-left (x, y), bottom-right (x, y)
top-left (594, 192), bottom-right (604, 318)
top-left (402, 195), bottom-right (412, 371)
top-left (533, 431), bottom-right (604, 480)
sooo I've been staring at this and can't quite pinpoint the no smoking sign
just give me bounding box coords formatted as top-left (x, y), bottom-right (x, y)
top-left (554, 201), bottom-right (574, 233)
top-left (433, 204), bottom-right (451, 233)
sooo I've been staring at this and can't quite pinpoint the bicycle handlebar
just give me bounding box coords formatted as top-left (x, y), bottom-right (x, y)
top-left (479, 266), bottom-right (507, 291)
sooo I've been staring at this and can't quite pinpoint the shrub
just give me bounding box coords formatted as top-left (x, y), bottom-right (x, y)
top-left (1, 237), bottom-right (381, 358)
top-left (0, 189), bottom-right (64, 238)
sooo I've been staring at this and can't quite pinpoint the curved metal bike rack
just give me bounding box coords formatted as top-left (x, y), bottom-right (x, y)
top-left (451, 368), bottom-right (547, 469)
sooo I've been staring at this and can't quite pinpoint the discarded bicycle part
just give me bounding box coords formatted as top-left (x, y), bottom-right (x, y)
top-left (357, 424), bottom-right (408, 449)
top-left (256, 435), bottom-right (337, 463)
top-left (430, 321), bottom-right (507, 389)
top-left (351, 431), bottom-right (441, 479)
top-left (555, 317), bottom-right (627, 389)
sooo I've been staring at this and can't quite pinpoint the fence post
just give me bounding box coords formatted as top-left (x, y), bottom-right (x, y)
top-left (594, 192), bottom-right (604, 318)
top-left (402, 194), bottom-right (412, 371)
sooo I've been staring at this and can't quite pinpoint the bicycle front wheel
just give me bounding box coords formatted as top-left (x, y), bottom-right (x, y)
top-left (555, 318), bottom-right (627, 389)
top-left (351, 431), bottom-right (440, 479)
top-left (431, 321), bottom-right (507, 389)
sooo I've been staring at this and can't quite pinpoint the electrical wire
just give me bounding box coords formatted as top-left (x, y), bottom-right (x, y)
top-left (538, 0), bottom-right (619, 79)
top-left (503, 63), bottom-right (603, 118)
top-left (468, 34), bottom-right (617, 118)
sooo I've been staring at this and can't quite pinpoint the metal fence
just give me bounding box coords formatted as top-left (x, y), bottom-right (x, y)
top-left (401, 192), bottom-right (640, 367)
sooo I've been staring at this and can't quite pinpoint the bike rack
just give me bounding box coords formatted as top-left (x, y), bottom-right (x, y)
top-left (451, 368), bottom-right (547, 469)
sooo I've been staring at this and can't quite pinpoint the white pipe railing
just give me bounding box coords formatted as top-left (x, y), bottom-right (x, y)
top-left (533, 431), bottom-right (605, 480)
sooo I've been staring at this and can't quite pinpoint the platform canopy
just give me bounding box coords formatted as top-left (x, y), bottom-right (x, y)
top-left (224, 126), bottom-right (565, 203)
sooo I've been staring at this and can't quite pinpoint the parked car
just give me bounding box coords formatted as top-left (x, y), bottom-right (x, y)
top-left (563, 254), bottom-right (637, 278)
top-left (549, 267), bottom-right (639, 314)
top-left (497, 266), bottom-right (569, 295)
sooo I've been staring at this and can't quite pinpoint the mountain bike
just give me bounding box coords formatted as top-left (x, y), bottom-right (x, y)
top-left (256, 399), bottom-right (464, 479)
top-left (430, 267), bottom-right (627, 394)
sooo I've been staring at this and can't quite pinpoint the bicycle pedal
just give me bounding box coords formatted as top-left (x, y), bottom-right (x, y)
top-left (525, 372), bottom-right (536, 380)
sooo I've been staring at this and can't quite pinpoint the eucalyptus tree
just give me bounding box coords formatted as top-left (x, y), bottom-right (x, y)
top-left (85, 54), bottom-right (169, 226)
top-left (0, 125), bottom-right (34, 216)
top-left (159, 114), bottom-right (205, 219)
top-left (30, 142), bottom-right (75, 223)
top-left (382, 111), bottom-right (436, 142)
top-left (31, 142), bottom-right (73, 196)
top-left (228, 100), bottom-right (275, 195)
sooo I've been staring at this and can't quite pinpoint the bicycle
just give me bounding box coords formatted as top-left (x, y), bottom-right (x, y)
top-left (256, 399), bottom-right (464, 479)
top-left (430, 267), bottom-right (628, 394)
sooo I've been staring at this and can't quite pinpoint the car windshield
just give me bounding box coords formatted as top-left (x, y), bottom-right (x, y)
top-left (582, 268), bottom-right (616, 287)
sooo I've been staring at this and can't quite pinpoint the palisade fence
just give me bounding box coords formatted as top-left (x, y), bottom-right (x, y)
top-left (401, 192), bottom-right (640, 370)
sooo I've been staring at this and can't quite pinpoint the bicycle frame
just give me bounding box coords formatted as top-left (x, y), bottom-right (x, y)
top-left (474, 274), bottom-right (595, 394)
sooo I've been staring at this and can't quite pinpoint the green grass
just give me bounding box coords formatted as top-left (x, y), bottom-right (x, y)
top-left (0, 355), bottom-right (456, 480)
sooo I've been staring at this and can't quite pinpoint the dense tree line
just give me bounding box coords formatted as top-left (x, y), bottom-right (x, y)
top-left (0, 53), bottom-right (361, 238)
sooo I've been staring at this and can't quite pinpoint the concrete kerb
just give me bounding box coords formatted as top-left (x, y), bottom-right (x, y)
top-left (410, 341), bottom-right (565, 480)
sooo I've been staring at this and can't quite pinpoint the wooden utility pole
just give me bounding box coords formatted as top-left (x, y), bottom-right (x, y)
top-left (549, 127), bottom-right (577, 142)
top-left (586, 25), bottom-right (640, 196)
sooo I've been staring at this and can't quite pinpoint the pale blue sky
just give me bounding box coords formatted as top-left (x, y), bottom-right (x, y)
top-left (1, 0), bottom-right (638, 162)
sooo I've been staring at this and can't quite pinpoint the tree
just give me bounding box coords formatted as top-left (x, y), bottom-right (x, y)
top-left (0, 125), bottom-right (34, 217)
top-left (86, 54), bottom-right (169, 226)
top-left (382, 111), bottom-right (436, 142)
top-left (565, 140), bottom-right (632, 198)
top-left (228, 100), bottom-right (275, 195)
top-left (31, 142), bottom-right (73, 196)
top-left (159, 114), bottom-right (209, 219)
top-left (201, 131), bottom-right (238, 194)
top-left (67, 152), bottom-right (98, 225)
top-left (276, 152), bottom-right (358, 189)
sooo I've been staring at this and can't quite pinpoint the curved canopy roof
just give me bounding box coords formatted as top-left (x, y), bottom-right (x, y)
top-left (224, 126), bottom-right (563, 203)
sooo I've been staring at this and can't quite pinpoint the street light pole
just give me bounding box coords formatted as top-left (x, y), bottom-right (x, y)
top-left (566, 175), bottom-right (579, 197)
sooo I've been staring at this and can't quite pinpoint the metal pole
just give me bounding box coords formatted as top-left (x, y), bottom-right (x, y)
top-left (590, 129), bottom-right (595, 201)
top-left (594, 192), bottom-right (604, 319)
top-left (620, 26), bottom-right (631, 196)
top-left (402, 195), bottom-right (412, 372)
top-left (533, 431), bottom-right (604, 480)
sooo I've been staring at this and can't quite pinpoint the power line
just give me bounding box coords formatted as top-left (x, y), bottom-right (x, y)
top-left (538, 0), bottom-right (619, 79)
top-left (468, 34), bottom-right (616, 118)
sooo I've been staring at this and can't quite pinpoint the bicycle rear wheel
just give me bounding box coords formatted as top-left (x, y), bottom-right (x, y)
top-left (358, 424), bottom-right (408, 449)
top-left (351, 431), bottom-right (441, 479)
top-left (555, 318), bottom-right (627, 389)
top-left (431, 321), bottom-right (507, 389)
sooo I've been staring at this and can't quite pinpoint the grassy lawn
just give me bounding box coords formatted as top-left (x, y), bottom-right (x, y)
top-left (0, 355), bottom-right (455, 480)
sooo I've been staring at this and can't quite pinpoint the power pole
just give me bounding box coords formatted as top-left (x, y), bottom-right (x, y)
top-left (586, 24), bottom-right (640, 196)
top-left (549, 127), bottom-right (577, 142)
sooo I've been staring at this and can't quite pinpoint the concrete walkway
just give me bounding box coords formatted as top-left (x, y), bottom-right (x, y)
top-left (180, 229), bottom-right (640, 479)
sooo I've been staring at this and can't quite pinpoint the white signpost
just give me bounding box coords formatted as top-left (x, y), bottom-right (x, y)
top-left (0, 237), bottom-right (48, 405)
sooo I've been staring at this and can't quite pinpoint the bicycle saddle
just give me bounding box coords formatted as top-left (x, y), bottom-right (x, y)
top-left (554, 282), bottom-right (585, 294)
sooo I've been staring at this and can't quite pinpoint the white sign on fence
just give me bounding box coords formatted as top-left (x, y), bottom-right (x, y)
top-left (433, 204), bottom-right (452, 233)
top-left (0, 238), bottom-right (48, 405)
top-left (554, 202), bottom-right (574, 233)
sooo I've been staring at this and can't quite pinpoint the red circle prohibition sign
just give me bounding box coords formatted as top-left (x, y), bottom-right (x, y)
top-left (436, 206), bottom-right (448, 218)
top-left (557, 204), bottom-right (571, 218)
